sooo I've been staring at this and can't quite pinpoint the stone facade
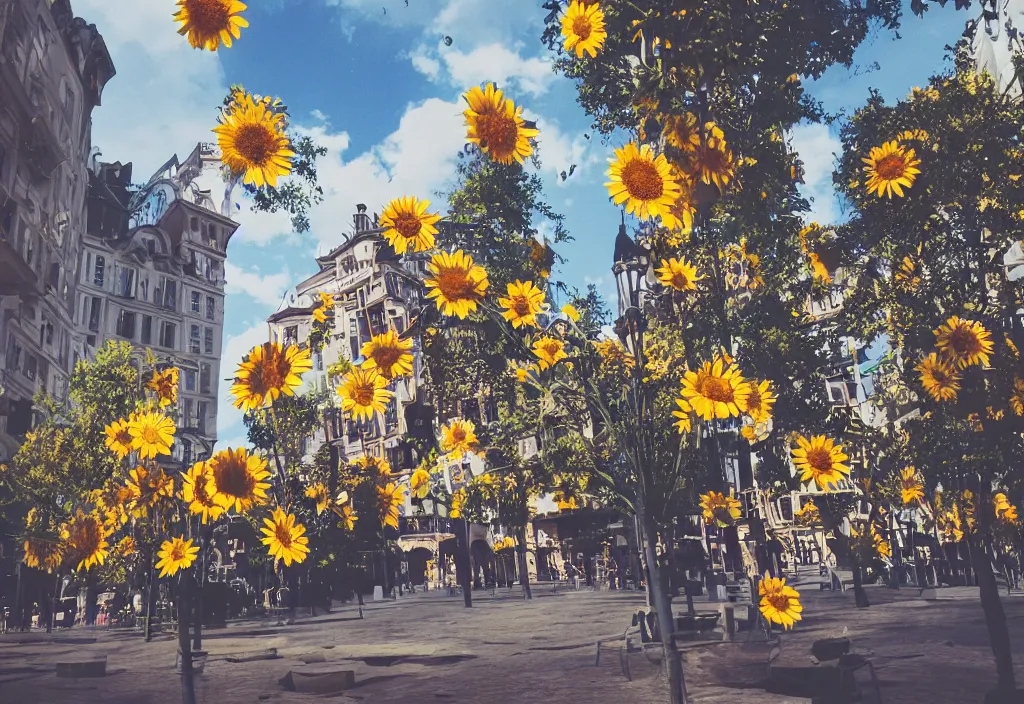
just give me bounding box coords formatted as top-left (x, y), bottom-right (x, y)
top-left (0, 0), bottom-right (114, 461)
top-left (80, 143), bottom-right (239, 466)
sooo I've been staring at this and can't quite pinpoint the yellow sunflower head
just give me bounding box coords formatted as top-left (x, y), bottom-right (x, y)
top-left (304, 482), bottom-right (332, 514)
top-left (463, 83), bottom-right (539, 165)
top-left (104, 418), bottom-right (135, 459)
top-left (360, 329), bottom-right (414, 380)
top-left (899, 467), bottom-right (925, 506)
top-left (354, 454), bottom-right (394, 478)
top-left (173, 0), bottom-right (249, 51)
top-left (532, 336), bottom-right (568, 370)
top-left (680, 357), bottom-right (751, 421)
top-left (181, 461), bottom-right (225, 524)
top-left (126, 465), bottom-right (175, 518)
top-left (605, 142), bottom-right (682, 222)
top-left (791, 434), bottom-right (850, 491)
top-left (127, 411), bottom-right (176, 460)
top-left (862, 140), bottom-right (921, 198)
top-left (23, 537), bottom-right (64, 572)
top-left (377, 482), bottom-right (406, 529)
top-left (672, 396), bottom-right (693, 434)
top-left (60, 510), bottom-right (111, 572)
top-left (933, 316), bottom-right (993, 369)
top-left (410, 468), bottom-right (431, 499)
top-left (688, 122), bottom-right (735, 192)
top-left (260, 507), bottom-right (310, 566)
top-left (441, 419), bottom-right (479, 460)
top-left (213, 90), bottom-right (294, 188)
top-left (146, 367), bottom-right (180, 408)
top-left (380, 196), bottom-right (441, 254)
top-left (1011, 377), bottom-right (1024, 416)
top-left (699, 491), bottom-right (742, 527)
top-left (915, 352), bottom-right (961, 402)
top-left (663, 112), bottom-right (701, 152)
top-left (758, 575), bottom-right (803, 630)
top-left (655, 257), bottom-right (703, 292)
top-left (231, 342), bottom-right (313, 413)
top-left (742, 379), bottom-right (776, 423)
top-left (155, 536), bottom-right (200, 579)
top-left (498, 280), bottom-right (547, 328)
top-left (337, 367), bottom-right (393, 422)
top-left (560, 0), bottom-right (607, 58)
top-left (424, 250), bottom-right (490, 318)
top-left (207, 447), bottom-right (271, 513)
top-left (561, 303), bottom-right (581, 322)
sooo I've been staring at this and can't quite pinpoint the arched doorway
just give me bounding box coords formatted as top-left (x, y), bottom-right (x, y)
top-left (407, 547), bottom-right (432, 587)
top-left (470, 539), bottom-right (493, 588)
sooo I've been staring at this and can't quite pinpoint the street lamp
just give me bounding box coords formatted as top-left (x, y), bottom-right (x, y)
top-left (612, 223), bottom-right (650, 358)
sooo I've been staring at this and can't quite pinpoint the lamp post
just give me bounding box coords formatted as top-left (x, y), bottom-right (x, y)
top-left (610, 223), bottom-right (689, 704)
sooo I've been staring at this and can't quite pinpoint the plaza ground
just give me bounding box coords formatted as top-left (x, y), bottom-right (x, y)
top-left (1, 570), bottom-right (1023, 704)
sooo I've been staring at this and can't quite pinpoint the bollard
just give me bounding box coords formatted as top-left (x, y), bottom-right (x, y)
top-left (721, 604), bottom-right (736, 639)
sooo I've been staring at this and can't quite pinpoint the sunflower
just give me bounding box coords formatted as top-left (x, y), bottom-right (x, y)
top-left (410, 469), bottom-right (431, 499)
top-left (862, 140), bottom-right (921, 198)
top-left (377, 483), bottom-right (405, 529)
top-left (532, 336), bottom-right (568, 370)
top-left (791, 434), bottom-right (850, 491)
top-left (655, 257), bottom-right (702, 292)
top-left (680, 357), bottom-right (751, 421)
top-left (355, 454), bottom-right (394, 478)
top-left (795, 498), bottom-right (821, 526)
top-left (441, 419), bottom-right (479, 459)
top-left (358, 330), bottom-right (414, 382)
top-left (934, 316), bottom-right (993, 369)
top-left (689, 123), bottom-right (735, 192)
top-left (147, 367), bottom-right (179, 408)
top-left (127, 411), bottom-right (176, 460)
top-left (556, 494), bottom-right (579, 511)
top-left (23, 537), bottom-right (64, 572)
top-left (213, 91), bottom-right (294, 188)
top-left (899, 467), bottom-right (925, 505)
top-left (305, 483), bottom-right (332, 515)
top-left (181, 461), bottom-right (225, 524)
top-left (560, 0), bottom-right (607, 58)
top-left (672, 397), bottom-right (693, 434)
top-left (562, 303), bottom-right (581, 322)
top-left (260, 507), bottom-right (310, 566)
top-left (1011, 378), bottom-right (1024, 416)
top-left (173, 0), bottom-right (248, 51)
top-left (700, 491), bottom-right (742, 527)
top-left (380, 196), bottom-right (441, 254)
top-left (663, 112), bottom-right (700, 152)
top-left (995, 493), bottom-right (1020, 524)
top-left (758, 576), bottom-right (803, 630)
top-left (424, 249), bottom-right (490, 318)
top-left (114, 536), bottom-right (137, 558)
top-left (126, 465), bottom-right (175, 518)
top-left (104, 418), bottom-right (134, 459)
top-left (207, 447), bottom-right (271, 513)
top-left (498, 280), bottom-right (546, 328)
top-left (337, 367), bottom-right (393, 422)
top-left (312, 292), bottom-right (335, 324)
top-left (605, 142), bottom-right (682, 222)
top-left (92, 483), bottom-right (132, 527)
top-left (450, 488), bottom-right (467, 518)
top-left (155, 536), bottom-right (200, 578)
top-left (915, 353), bottom-right (961, 401)
top-left (659, 170), bottom-right (697, 235)
top-left (808, 252), bottom-right (832, 283)
top-left (333, 502), bottom-right (358, 531)
top-left (61, 511), bottom-right (110, 571)
top-left (463, 83), bottom-right (539, 165)
top-left (231, 342), bottom-right (313, 412)
top-left (743, 379), bottom-right (776, 423)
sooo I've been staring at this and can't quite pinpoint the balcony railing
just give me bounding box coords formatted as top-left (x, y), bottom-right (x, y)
top-left (400, 515), bottom-right (456, 536)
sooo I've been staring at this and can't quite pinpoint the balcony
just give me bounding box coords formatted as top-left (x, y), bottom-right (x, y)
top-left (23, 114), bottom-right (65, 181)
top-left (400, 515), bottom-right (456, 537)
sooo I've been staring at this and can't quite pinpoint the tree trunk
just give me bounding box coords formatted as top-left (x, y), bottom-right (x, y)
top-left (178, 581), bottom-right (197, 704)
top-left (516, 525), bottom-right (533, 600)
top-left (454, 518), bottom-right (472, 608)
top-left (643, 516), bottom-right (687, 704)
top-left (969, 533), bottom-right (1018, 692)
top-left (850, 552), bottom-right (871, 608)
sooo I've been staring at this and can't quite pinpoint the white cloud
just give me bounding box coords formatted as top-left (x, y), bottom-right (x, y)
top-left (790, 123), bottom-right (842, 225)
top-left (532, 115), bottom-right (601, 183)
top-left (223, 262), bottom-right (292, 307)
top-left (422, 42), bottom-right (556, 97)
top-left (216, 321), bottom-right (270, 449)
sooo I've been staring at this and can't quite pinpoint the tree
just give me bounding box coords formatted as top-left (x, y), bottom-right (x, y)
top-left (831, 49), bottom-right (1024, 696)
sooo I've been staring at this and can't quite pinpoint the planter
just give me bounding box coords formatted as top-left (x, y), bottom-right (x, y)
top-left (675, 611), bottom-right (721, 632)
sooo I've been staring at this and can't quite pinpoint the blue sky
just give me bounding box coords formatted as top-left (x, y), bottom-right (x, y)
top-left (74, 0), bottom-right (971, 448)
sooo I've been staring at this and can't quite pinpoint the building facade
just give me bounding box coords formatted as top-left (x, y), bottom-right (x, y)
top-left (0, 0), bottom-right (114, 462)
top-left (80, 143), bottom-right (239, 466)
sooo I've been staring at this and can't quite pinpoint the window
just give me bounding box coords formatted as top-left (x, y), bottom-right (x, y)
top-left (206, 295), bottom-right (215, 320)
top-left (47, 262), bottom-right (59, 291)
top-left (183, 399), bottom-right (194, 427)
top-left (199, 363), bottom-right (211, 394)
top-left (204, 327), bottom-right (214, 355)
top-left (190, 324), bottom-right (201, 354)
top-left (118, 267), bottom-right (136, 298)
top-left (87, 297), bottom-right (101, 332)
top-left (162, 279), bottom-right (177, 310)
top-left (191, 291), bottom-right (201, 313)
top-left (314, 350), bottom-right (323, 371)
top-left (284, 325), bottom-right (298, 346)
top-left (145, 239), bottom-right (156, 256)
top-left (94, 255), bottom-right (105, 286)
top-left (5, 335), bottom-right (22, 372)
top-left (197, 401), bottom-right (208, 433)
top-left (160, 321), bottom-right (176, 349)
top-left (139, 275), bottom-right (149, 302)
top-left (181, 439), bottom-right (193, 466)
top-left (115, 309), bottom-right (136, 339)
top-left (24, 353), bottom-right (37, 381)
top-left (141, 315), bottom-right (153, 345)
top-left (185, 369), bottom-right (196, 392)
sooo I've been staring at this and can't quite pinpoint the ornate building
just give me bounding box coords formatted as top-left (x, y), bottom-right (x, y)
top-left (0, 0), bottom-right (114, 461)
top-left (81, 143), bottom-right (239, 466)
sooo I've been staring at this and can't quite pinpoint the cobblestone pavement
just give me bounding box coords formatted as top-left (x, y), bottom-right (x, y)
top-left (1, 577), bottom-right (1022, 704)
